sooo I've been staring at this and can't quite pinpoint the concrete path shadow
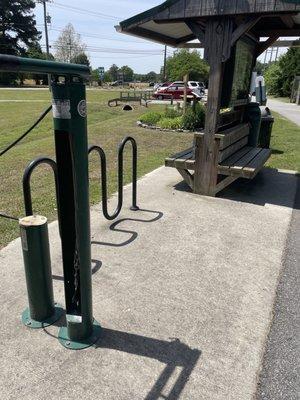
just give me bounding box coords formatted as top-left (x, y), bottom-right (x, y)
top-left (91, 209), bottom-right (163, 248)
top-left (95, 328), bottom-right (201, 400)
top-left (174, 168), bottom-right (299, 209)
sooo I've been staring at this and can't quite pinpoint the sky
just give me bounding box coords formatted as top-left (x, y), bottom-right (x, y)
top-left (33, 1), bottom-right (297, 74)
top-left (34, 0), bottom-right (170, 74)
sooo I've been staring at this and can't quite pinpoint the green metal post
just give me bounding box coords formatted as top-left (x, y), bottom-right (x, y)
top-left (0, 55), bottom-right (101, 349)
top-left (51, 75), bottom-right (101, 349)
top-left (20, 215), bottom-right (63, 329)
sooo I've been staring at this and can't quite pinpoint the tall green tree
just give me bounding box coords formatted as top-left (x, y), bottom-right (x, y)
top-left (265, 42), bottom-right (300, 97)
top-left (108, 64), bottom-right (119, 81)
top-left (0, 0), bottom-right (41, 84)
top-left (166, 49), bottom-right (209, 82)
top-left (71, 52), bottom-right (90, 67)
top-left (120, 65), bottom-right (134, 82)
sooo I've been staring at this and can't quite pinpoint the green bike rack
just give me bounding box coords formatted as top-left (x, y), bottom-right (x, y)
top-left (0, 55), bottom-right (101, 350)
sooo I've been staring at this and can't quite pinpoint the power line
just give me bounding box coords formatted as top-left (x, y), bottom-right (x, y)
top-left (48, 27), bottom-right (150, 45)
top-left (40, 44), bottom-right (165, 55)
top-left (48, 1), bottom-right (120, 21)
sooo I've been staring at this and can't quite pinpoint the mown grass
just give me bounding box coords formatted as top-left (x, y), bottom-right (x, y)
top-left (0, 89), bottom-right (191, 248)
top-left (0, 90), bottom-right (299, 249)
top-left (266, 112), bottom-right (300, 172)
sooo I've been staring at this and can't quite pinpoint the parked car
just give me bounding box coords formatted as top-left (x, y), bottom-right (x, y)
top-left (189, 81), bottom-right (206, 94)
top-left (153, 82), bottom-right (172, 91)
top-left (153, 82), bottom-right (202, 100)
top-left (110, 80), bottom-right (123, 86)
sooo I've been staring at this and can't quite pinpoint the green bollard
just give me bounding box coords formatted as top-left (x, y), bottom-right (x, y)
top-left (51, 75), bottom-right (101, 350)
top-left (20, 215), bottom-right (63, 329)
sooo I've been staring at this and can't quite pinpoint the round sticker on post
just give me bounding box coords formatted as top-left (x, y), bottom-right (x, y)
top-left (77, 100), bottom-right (87, 117)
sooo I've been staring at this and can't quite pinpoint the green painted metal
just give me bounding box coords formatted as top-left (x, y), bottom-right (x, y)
top-left (22, 304), bottom-right (63, 329)
top-left (0, 55), bottom-right (90, 79)
top-left (58, 319), bottom-right (102, 350)
top-left (19, 215), bottom-right (63, 328)
top-left (51, 75), bottom-right (100, 348)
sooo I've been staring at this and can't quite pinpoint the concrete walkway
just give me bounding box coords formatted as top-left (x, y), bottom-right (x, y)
top-left (0, 166), bottom-right (298, 400)
top-left (268, 98), bottom-right (300, 126)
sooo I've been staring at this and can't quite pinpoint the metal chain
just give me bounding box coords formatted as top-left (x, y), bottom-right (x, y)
top-left (72, 248), bottom-right (80, 307)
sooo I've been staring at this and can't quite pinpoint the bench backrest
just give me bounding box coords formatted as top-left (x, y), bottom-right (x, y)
top-left (216, 123), bottom-right (250, 162)
top-left (194, 123), bottom-right (250, 163)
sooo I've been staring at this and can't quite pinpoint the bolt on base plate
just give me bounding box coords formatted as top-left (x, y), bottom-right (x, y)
top-left (58, 319), bottom-right (102, 350)
top-left (22, 303), bottom-right (64, 329)
top-left (130, 206), bottom-right (140, 211)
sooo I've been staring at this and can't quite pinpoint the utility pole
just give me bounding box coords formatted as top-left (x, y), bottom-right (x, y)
top-left (163, 45), bottom-right (167, 81)
top-left (38, 0), bottom-right (51, 87)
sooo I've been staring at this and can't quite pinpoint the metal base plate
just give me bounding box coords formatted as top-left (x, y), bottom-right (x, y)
top-left (22, 304), bottom-right (64, 329)
top-left (58, 319), bottom-right (102, 350)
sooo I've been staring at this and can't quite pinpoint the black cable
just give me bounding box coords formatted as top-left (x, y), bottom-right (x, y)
top-left (0, 105), bottom-right (52, 222)
top-left (0, 212), bottom-right (19, 221)
top-left (0, 105), bottom-right (52, 157)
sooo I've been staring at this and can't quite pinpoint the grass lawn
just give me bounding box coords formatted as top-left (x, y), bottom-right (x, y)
top-left (268, 96), bottom-right (291, 103)
top-left (267, 112), bottom-right (300, 172)
top-left (0, 89), bottom-right (192, 248)
top-left (0, 89), bottom-right (299, 249)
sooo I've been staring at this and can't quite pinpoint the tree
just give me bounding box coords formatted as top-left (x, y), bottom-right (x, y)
top-left (103, 71), bottom-right (112, 83)
top-left (264, 42), bottom-right (300, 97)
top-left (278, 42), bottom-right (300, 97)
top-left (145, 71), bottom-right (158, 82)
top-left (264, 62), bottom-right (283, 95)
top-left (54, 23), bottom-right (86, 63)
top-left (120, 65), bottom-right (134, 82)
top-left (108, 64), bottom-right (119, 81)
top-left (0, 0), bottom-right (41, 84)
top-left (166, 49), bottom-right (209, 82)
top-left (71, 52), bottom-right (90, 67)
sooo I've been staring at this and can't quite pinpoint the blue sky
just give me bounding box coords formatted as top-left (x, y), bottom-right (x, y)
top-left (34, 0), bottom-right (170, 73)
top-left (33, 1), bottom-right (295, 74)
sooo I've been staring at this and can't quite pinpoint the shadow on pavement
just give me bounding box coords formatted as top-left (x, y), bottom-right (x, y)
top-left (174, 168), bottom-right (299, 209)
top-left (91, 209), bottom-right (163, 248)
top-left (52, 258), bottom-right (102, 281)
top-left (95, 328), bottom-right (201, 400)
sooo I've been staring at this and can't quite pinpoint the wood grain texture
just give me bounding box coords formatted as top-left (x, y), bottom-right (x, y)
top-left (155, 0), bottom-right (300, 20)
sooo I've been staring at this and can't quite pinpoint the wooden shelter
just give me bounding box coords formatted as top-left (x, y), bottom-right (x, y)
top-left (117, 1), bottom-right (300, 196)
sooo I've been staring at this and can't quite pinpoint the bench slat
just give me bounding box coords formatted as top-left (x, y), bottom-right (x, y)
top-left (218, 136), bottom-right (249, 162)
top-left (242, 148), bottom-right (271, 178)
top-left (219, 146), bottom-right (252, 168)
top-left (217, 123), bottom-right (250, 150)
top-left (229, 148), bottom-right (263, 174)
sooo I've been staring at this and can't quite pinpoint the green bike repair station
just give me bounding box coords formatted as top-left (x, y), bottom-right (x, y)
top-left (0, 55), bottom-right (101, 350)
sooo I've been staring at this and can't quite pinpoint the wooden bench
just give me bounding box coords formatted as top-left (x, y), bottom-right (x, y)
top-left (165, 123), bottom-right (271, 195)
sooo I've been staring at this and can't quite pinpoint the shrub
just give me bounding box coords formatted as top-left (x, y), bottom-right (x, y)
top-left (159, 116), bottom-right (183, 130)
top-left (182, 102), bottom-right (205, 130)
top-left (164, 107), bottom-right (182, 119)
top-left (140, 111), bottom-right (163, 125)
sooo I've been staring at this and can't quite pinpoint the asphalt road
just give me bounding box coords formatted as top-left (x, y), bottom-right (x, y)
top-left (256, 175), bottom-right (300, 400)
top-left (267, 99), bottom-right (300, 127)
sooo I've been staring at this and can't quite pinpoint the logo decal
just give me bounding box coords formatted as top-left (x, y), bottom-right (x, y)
top-left (77, 100), bottom-right (87, 117)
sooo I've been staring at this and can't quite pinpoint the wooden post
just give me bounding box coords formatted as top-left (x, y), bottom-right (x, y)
top-left (193, 18), bottom-right (233, 195)
top-left (183, 73), bottom-right (188, 114)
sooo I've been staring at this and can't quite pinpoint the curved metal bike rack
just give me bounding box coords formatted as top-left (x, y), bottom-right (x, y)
top-left (23, 156), bottom-right (60, 217)
top-left (89, 136), bottom-right (139, 221)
